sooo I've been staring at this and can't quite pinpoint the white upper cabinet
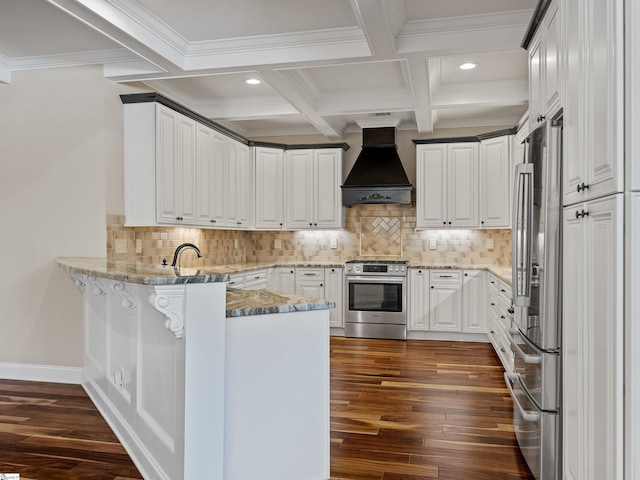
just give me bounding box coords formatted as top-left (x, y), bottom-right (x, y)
top-left (562, 0), bottom-right (623, 206)
top-left (123, 101), bottom-right (253, 230)
top-left (529, 0), bottom-right (561, 127)
top-left (416, 142), bottom-right (479, 228)
top-left (254, 147), bottom-right (285, 230)
top-left (284, 148), bottom-right (343, 230)
top-left (155, 104), bottom-right (197, 225)
top-left (479, 135), bottom-right (512, 228)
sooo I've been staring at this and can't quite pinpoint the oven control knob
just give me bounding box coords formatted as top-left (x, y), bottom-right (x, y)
top-left (354, 265), bottom-right (361, 273)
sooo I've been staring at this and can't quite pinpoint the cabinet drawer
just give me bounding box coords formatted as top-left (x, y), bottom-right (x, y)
top-left (430, 270), bottom-right (462, 284)
top-left (498, 280), bottom-right (512, 304)
top-left (227, 273), bottom-right (246, 289)
top-left (245, 270), bottom-right (268, 284)
top-left (296, 268), bottom-right (325, 281)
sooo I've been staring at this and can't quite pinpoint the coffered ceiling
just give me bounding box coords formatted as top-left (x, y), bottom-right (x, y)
top-left (0, 0), bottom-right (536, 139)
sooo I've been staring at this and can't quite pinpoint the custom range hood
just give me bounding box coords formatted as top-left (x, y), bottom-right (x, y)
top-left (341, 126), bottom-right (413, 205)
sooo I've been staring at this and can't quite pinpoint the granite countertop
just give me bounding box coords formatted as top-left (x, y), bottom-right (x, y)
top-left (57, 257), bottom-right (230, 285)
top-left (226, 289), bottom-right (335, 317)
top-left (408, 263), bottom-right (512, 285)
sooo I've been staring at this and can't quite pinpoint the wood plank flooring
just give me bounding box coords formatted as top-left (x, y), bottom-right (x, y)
top-left (0, 338), bottom-right (534, 480)
top-left (330, 337), bottom-right (534, 480)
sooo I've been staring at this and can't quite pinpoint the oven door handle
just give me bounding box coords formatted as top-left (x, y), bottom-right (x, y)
top-left (345, 276), bottom-right (404, 284)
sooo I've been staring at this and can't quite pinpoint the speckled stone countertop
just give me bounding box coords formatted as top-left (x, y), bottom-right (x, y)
top-left (226, 289), bottom-right (335, 317)
top-left (57, 257), bottom-right (230, 285)
top-left (408, 263), bottom-right (512, 285)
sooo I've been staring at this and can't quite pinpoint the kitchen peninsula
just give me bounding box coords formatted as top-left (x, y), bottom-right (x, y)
top-left (57, 257), bottom-right (333, 480)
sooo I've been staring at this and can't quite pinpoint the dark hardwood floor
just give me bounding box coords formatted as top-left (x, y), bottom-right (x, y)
top-left (330, 337), bottom-right (535, 480)
top-left (0, 338), bottom-right (533, 480)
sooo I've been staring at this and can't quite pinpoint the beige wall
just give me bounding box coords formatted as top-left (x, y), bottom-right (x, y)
top-left (0, 66), bottom-right (108, 367)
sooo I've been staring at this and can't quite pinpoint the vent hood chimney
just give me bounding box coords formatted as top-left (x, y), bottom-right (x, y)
top-left (341, 126), bottom-right (413, 206)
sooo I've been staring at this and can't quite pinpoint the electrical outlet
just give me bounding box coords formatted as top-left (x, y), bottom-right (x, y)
top-left (274, 239), bottom-right (282, 249)
top-left (486, 239), bottom-right (494, 250)
top-left (330, 236), bottom-right (337, 249)
top-left (135, 239), bottom-right (142, 253)
top-left (429, 239), bottom-right (437, 250)
top-left (115, 239), bottom-right (127, 254)
top-left (234, 239), bottom-right (238, 249)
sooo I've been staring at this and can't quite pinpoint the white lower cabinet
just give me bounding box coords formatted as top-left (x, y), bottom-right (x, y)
top-left (486, 273), bottom-right (514, 373)
top-left (462, 270), bottom-right (486, 333)
top-left (563, 194), bottom-right (624, 480)
top-left (324, 267), bottom-right (343, 328)
top-left (227, 269), bottom-right (268, 290)
top-left (408, 269), bottom-right (430, 331)
top-left (295, 268), bottom-right (325, 297)
top-left (429, 270), bottom-right (463, 332)
top-left (268, 267), bottom-right (296, 294)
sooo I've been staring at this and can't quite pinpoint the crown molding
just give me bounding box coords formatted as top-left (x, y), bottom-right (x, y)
top-left (432, 79), bottom-right (528, 108)
top-left (3, 48), bottom-right (137, 71)
top-left (380, 0), bottom-right (407, 38)
top-left (0, 63), bottom-right (11, 84)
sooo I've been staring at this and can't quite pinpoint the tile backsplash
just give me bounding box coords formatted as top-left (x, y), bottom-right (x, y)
top-left (107, 205), bottom-right (511, 267)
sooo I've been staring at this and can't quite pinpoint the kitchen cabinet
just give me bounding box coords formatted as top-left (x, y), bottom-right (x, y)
top-left (529, 0), bottom-right (561, 128)
top-left (461, 270), bottom-right (486, 333)
top-left (269, 267), bottom-right (296, 294)
top-left (479, 135), bottom-right (512, 228)
top-left (123, 101), bottom-right (253, 230)
top-left (284, 148), bottom-right (343, 230)
top-left (563, 194), bottom-right (623, 480)
top-left (429, 270), bottom-right (463, 332)
top-left (416, 143), bottom-right (479, 228)
top-left (295, 268), bottom-right (325, 298)
top-left (486, 273), bottom-right (514, 373)
top-left (254, 147), bottom-right (285, 230)
top-left (324, 267), bottom-right (343, 328)
top-left (562, 0), bottom-right (623, 207)
top-left (408, 269), bottom-right (429, 331)
top-left (226, 269), bottom-right (268, 290)
top-left (155, 104), bottom-right (197, 225)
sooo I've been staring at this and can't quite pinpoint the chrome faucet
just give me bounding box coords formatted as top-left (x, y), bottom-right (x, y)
top-left (171, 243), bottom-right (202, 268)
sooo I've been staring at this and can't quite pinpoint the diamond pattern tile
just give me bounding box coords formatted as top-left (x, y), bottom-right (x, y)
top-left (359, 217), bottom-right (403, 257)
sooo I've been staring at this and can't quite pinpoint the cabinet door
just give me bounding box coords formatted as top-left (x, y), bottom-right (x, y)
top-left (529, 33), bottom-right (543, 126)
top-left (234, 142), bottom-right (252, 228)
top-left (543, 1), bottom-right (560, 115)
top-left (563, 195), bottom-right (623, 480)
top-left (408, 269), bottom-right (429, 331)
top-left (285, 150), bottom-right (314, 229)
top-left (462, 270), bottom-right (486, 333)
top-left (448, 143), bottom-right (479, 228)
top-left (416, 144), bottom-right (447, 228)
top-left (295, 280), bottom-right (324, 298)
top-left (324, 267), bottom-right (343, 328)
top-left (269, 268), bottom-right (296, 294)
top-left (254, 147), bottom-right (284, 229)
top-left (563, 0), bottom-right (623, 206)
top-left (314, 149), bottom-right (343, 229)
top-left (156, 105), bottom-right (180, 224)
top-left (480, 136), bottom-right (511, 228)
top-left (429, 284), bottom-right (462, 332)
top-left (177, 115), bottom-right (197, 224)
top-left (196, 124), bottom-right (216, 226)
top-left (208, 132), bottom-right (227, 226)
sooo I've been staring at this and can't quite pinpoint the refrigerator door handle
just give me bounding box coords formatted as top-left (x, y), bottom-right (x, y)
top-left (504, 373), bottom-right (540, 423)
top-left (512, 162), bottom-right (534, 306)
top-left (507, 328), bottom-right (542, 364)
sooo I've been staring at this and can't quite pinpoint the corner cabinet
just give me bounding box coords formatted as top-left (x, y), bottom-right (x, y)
top-left (284, 148), bottom-right (343, 230)
top-left (416, 143), bottom-right (479, 228)
top-left (123, 101), bottom-right (253, 229)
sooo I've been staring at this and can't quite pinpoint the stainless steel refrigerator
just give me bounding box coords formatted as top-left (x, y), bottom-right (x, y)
top-left (506, 115), bottom-right (562, 480)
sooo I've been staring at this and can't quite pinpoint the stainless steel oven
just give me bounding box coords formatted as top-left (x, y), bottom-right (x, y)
top-left (344, 260), bottom-right (408, 340)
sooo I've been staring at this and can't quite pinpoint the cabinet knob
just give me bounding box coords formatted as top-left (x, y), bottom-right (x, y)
top-left (309, 223), bottom-right (313, 226)
top-left (491, 302), bottom-right (495, 306)
top-left (280, 223), bottom-right (283, 226)
top-left (448, 221), bottom-right (452, 225)
top-left (431, 285), bottom-right (434, 289)
top-left (464, 273), bottom-right (468, 277)
top-left (418, 270), bottom-right (422, 273)
top-left (443, 221), bottom-right (447, 225)
top-left (501, 315), bottom-right (506, 319)
top-left (508, 307), bottom-right (515, 314)
top-left (501, 347), bottom-right (506, 353)
top-left (501, 289), bottom-right (506, 293)
top-left (320, 283), bottom-right (323, 287)
top-left (237, 221), bottom-right (242, 225)
top-left (491, 330), bottom-right (495, 334)
top-left (314, 223), bottom-right (317, 226)
top-left (210, 219), bottom-right (216, 223)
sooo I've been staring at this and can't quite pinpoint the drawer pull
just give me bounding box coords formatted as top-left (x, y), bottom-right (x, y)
top-left (438, 275), bottom-right (454, 278)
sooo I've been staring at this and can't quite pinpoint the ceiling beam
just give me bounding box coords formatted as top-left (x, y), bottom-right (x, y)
top-left (405, 55), bottom-right (433, 134)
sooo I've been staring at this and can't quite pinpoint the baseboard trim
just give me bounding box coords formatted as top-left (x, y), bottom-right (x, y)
top-left (0, 362), bottom-right (82, 384)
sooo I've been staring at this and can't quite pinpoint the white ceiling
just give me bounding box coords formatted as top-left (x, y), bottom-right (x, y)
top-left (0, 0), bottom-right (536, 140)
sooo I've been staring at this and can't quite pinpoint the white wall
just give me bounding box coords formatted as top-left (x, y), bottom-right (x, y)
top-left (0, 66), bottom-right (109, 369)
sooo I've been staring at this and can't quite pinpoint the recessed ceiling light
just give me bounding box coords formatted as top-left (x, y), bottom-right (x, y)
top-left (459, 62), bottom-right (478, 70)
top-left (244, 78), bottom-right (261, 85)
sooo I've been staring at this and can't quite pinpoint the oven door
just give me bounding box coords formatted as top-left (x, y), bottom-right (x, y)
top-left (345, 276), bottom-right (406, 325)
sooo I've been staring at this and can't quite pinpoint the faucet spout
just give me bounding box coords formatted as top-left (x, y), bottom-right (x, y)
top-left (171, 243), bottom-right (202, 268)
